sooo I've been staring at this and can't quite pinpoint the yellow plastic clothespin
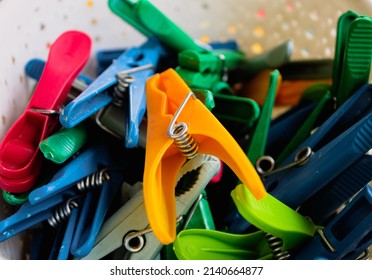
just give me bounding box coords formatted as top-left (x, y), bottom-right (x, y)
top-left (144, 68), bottom-right (267, 244)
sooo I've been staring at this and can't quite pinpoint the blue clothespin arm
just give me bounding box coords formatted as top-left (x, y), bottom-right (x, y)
top-left (28, 144), bottom-right (110, 205)
top-left (293, 184), bottom-right (372, 260)
top-left (60, 37), bottom-right (165, 148)
top-left (264, 110), bottom-right (372, 209)
top-left (95, 48), bottom-right (127, 75)
top-left (25, 58), bottom-right (93, 85)
top-left (48, 206), bottom-right (79, 260)
top-left (124, 38), bottom-right (166, 147)
top-left (0, 189), bottom-right (78, 242)
top-left (277, 83), bottom-right (372, 168)
top-left (70, 170), bottom-right (124, 258)
top-left (299, 153), bottom-right (372, 224)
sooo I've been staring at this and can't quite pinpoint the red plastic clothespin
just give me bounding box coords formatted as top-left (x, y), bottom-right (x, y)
top-left (144, 69), bottom-right (267, 244)
top-left (0, 30), bottom-right (91, 193)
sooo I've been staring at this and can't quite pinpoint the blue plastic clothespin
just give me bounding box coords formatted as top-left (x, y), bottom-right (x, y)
top-left (0, 189), bottom-right (79, 242)
top-left (60, 36), bottom-right (167, 148)
top-left (299, 153), bottom-right (372, 224)
top-left (293, 183), bottom-right (372, 260)
top-left (28, 144), bottom-right (110, 205)
top-left (224, 84), bottom-right (372, 234)
top-left (69, 169), bottom-right (124, 258)
top-left (263, 109), bottom-right (372, 209)
top-left (265, 102), bottom-right (317, 160)
top-left (95, 48), bottom-right (127, 75)
top-left (48, 206), bottom-right (79, 260)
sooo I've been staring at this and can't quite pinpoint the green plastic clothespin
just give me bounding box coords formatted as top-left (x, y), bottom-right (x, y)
top-left (39, 124), bottom-right (88, 164)
top-left (330, 11), bottom-right (372, 108)
top-left (231, 184), bottom-right (316, 258)
top-left (246, 70), bottom-right (280, 166)
top-left (176, 49), bottom-right (260, 127)
top-left (108, 0), bottom-right (209, 52)
top-left (173, 229), bottom-right (273, 260)
top-left (276, 91), bottom-right (332, 165)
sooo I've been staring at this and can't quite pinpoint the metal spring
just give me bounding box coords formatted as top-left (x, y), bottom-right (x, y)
top-left (168, 92), bottom-right (199, 159)
top-left (47, 197), bottom-right (79, 228)
top-left (266, 233), bottom-right (291, 260)
top-left (170, 123), bottom-right (199, 159)
top-left (112, 74), bottom-right (135, 107)
top-left (76, 168), bottom-right (110, 192)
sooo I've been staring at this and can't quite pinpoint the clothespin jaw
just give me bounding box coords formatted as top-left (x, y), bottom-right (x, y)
top-left (173, 229), bottom-right (273, 260)
top-left (60, 37), bottom-right (165, 148)
top-left (294, 184), bottom-right (372, 260)
top-left (144, 68), bottom-right (267, 245)
top-left (0, 31), bottom-right (91, 193)
top-left (231, 184), bottom-right (316, 254)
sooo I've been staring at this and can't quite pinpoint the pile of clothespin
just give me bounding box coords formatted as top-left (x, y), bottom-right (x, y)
top-left (0, 0), bottom-right (371, 260)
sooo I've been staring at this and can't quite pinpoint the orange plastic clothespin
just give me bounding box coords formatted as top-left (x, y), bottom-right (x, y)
top-left (144, 69), bottom-right (267, 244)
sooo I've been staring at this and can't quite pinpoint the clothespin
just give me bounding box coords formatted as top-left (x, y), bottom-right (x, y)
top-left (48, 204), bottom-right (79, 260)
top-left (95, 48), bottom-right (127, 75)
top-left (69, 169), bottom-right (125, 258)
top-left (262, 109), bottom-right (372, 209)
top-left (174, 178), bottom-right (317, 260)
top-left (299, 153), bottom-right (372, 224)
top-left (39, 124), bottom-right (88, 164)
top-left (143, 68), bottom-right (266, 245)
top-left (173, 229), bottom-right (273, 260)
top-left (108, 0), bottom-right (211, 52)
top-left (0, 31), bottom-right (91, 193)
top-left (0, 189), bottom-right (80, 242)
top-left (82, 154), bottom-right (220, 260)
top-left (293, 184), bottom-right (372, 260)
top-left (330, 11), bottom-right (372, 108)
top-left (274, 90), bottom-right (333, 165)
top-left (264, 102), bottom-right (317, 161)
top-left (28, 144), bottom-right (110, 205)
top-left (246, 70), bottom-right (281, 166)
top-left (176, 49), bottom-right (260, 127)
top-left (25, 58), bottom-right (93, 92)
top-left (231, 184), bottom-right (317, 259)
top-left (60, 36), bottom-right (166, 148)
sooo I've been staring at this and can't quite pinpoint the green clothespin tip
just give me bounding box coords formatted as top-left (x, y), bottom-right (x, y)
top-left (173, 229), bottom-right (272, 260)
top-left (191, 88), bottom-right (215, 111)
top-left (246, 70), bottom-right (281, 166)
top-left (300, 83), bottom-right (332, 103)
top-left (276, 91), bottom-right (332, 165)
top-left (2, 190), bottom-right (28, 205)
top-left (333, 14), bottom-right (372, 107)
top-left (39, 124), bottom-right (88, 164)
top-left (231, 184), bottom-right (316, 254)
top-left (108, 0), bottom-right (208, 52)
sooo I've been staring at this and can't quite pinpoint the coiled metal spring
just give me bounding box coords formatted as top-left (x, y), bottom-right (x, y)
top-left (47, 197), bottom-right (79, 228)
top-left (112, 74), bottom-right (134, 107)
top-left (266, 233), bottom-right (291, 260)
top-left (168, 92), bottom-right (199, 159)
top-left (76, 168), bottom-right (110, 192)
top-left (112, 64), bottom-right (154, 107)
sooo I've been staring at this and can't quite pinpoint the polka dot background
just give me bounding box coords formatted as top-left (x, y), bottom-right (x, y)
top-left (0, 0), bottom-right (372, 259)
